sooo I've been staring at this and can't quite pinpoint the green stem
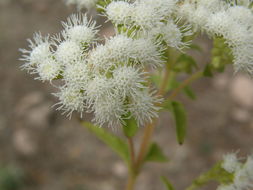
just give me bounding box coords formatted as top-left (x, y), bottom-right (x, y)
top-left (125, 172), bottom-right (137, 190)
top-left (125, 137), bottom-right (137, 190)
top-left (168, 71), bottom-right (203, 100)
top-left (135, 122), bottom-right (156, 172)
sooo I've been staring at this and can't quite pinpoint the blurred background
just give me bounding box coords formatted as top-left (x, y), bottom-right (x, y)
top-left (0, 0), bottom-right (253, 190)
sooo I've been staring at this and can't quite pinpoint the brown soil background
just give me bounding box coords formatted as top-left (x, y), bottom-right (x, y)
top-left (0, 1), bottom-right (253, 190)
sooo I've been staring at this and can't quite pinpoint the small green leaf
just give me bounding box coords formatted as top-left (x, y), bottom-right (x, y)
top-left (161, 176), bottom-right (175, 190)
top-left (171, 101), bottom-right (187, 145)
top-left (145, 143), bottom-right (168, 162)
top-left (183, 85), bottom-right (196, 100)
top-left (203, 64), bottom-right (213, 77)
top-left (82, 122), bottom-right (129, 164)
top-left (123, 117), bottom-right (138, 138)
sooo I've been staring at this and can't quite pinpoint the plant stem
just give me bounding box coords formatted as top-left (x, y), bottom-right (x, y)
top-left (125, 137), bottom-right (137, 190)
top-left (128, 137), bottom-right (136, 169)
top-left (168, 71), bottom-right (203, 100)
top-left (135, 121), bottom-right (156, 172)
top-left (125, 172), bottom-right (137, 190)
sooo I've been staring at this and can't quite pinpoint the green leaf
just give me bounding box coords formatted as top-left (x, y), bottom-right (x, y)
top-left (183, 85), bottom-right (196, 100)
top-left (203, 64), bottom-right (213, 77)
top-left (123, 117), bottom-right (138, 138)
top-left (145, 143), bottom-right (168, 162)
top-left (171, 101), bottom-right (187, 145)
top-left (161, 176), bottom-right (175, 190)
top-left (82, 122), bottom-right (129, 164)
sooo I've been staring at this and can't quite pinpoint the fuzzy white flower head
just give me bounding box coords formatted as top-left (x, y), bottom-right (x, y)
top-left (191, 6), bottom-right (211, 32)
top-left (20, 33), bottom-right (52, 71)
top-left (132, 38), bottom-right (164, 67)
top-left (85, 76), bottom-right (113, 105)
top-left (161, 21), bottom-right (192, 50)
top-left (131, 1), bottom-right (163, 30)
top-left (54, 85), bottom-right (86, 118)
top-left (226, 6), bottom-right (253, 27)
top-left (128, 90), bottom-right (161, 126)
top-left (62, 13), bottom-right (98, 44)
top-left (63, 61), bottom-right (90, 87)
top-left (142, 0), bottom-right (176, 16)
top-left (55, 40), bottom-right (83, 65)
top-left (87, 44), bottom-right (112, 72)
top-left (112, 66), bottom-right (147, 98)
top-left (106, 34), bottom-right (134, 63)
top-left (222, 153), bottom-right (241, 173)
top-left (205, 11), bottom-right (233, 36)
top-left (105, 1), bottom-right (133, 25)
top-left (35, 58), bottom-right (62, 82)
top-left (92, 95), bottom-right (127, 128)
top-left (176, 2), bottom-right (208, 32)
top-left (65, 0), bottom-right (98, 9)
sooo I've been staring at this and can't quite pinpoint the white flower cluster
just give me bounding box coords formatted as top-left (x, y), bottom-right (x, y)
top-left (218, 153), bottom-right (253, 190)
top-left (21, 0), bottom-right (197, 127)
top-left (177, 0), bottom-right (253, 74)
top-left (20, 13), bottom-right (166, 127)
top-left (103, 0), bottom-right (192, 50)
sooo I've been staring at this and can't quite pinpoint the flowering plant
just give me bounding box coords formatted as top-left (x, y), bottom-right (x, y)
top-left (20, 0), bottom-right (253, 189)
